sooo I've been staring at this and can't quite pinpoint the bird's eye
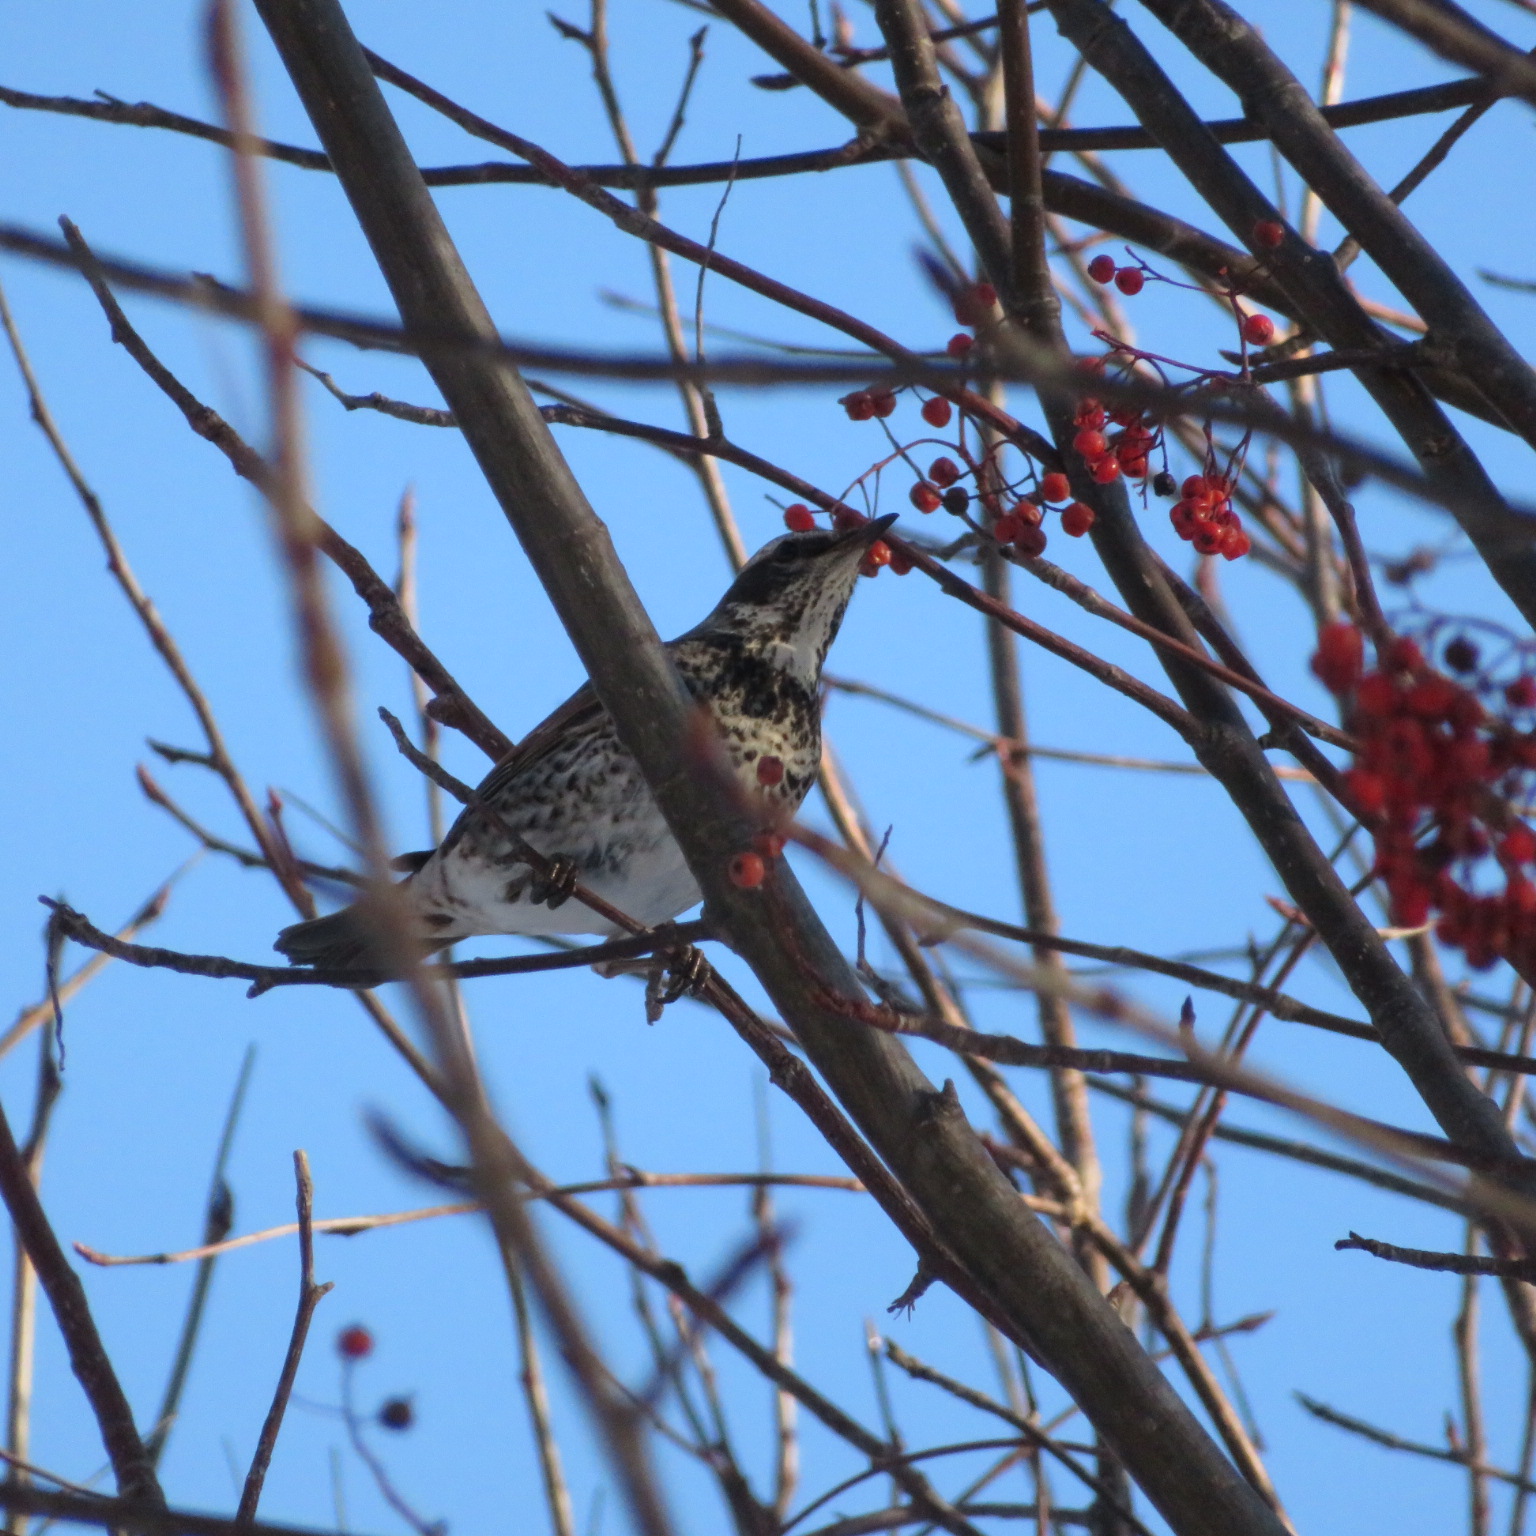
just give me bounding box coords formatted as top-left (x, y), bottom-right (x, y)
top-left (773, 540), bottom-right (801, 562)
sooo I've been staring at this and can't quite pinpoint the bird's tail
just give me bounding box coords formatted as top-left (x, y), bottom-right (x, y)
top-left (273, 906), bottom-right (379, 969)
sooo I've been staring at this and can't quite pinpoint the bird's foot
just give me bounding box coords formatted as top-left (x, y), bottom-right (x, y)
top-left (643, 934), bottom-right (711, 1024)
top-left (528, 854), bottom-right (580, 910)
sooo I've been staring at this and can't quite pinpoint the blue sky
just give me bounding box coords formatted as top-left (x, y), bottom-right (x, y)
top-left (5, 3), bottom-right (1536, 1533)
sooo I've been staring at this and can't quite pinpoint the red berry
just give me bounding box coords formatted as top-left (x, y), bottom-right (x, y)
top-left (1385, 637), bottom-right (1425, 674)
top-left (1013, 523), bottom-right (1048, 557)
top-left (729, 852), bottom-right (766, 889)
top-left (921, 396), bottom-right (953, 428)
top-left (1087, 254), bottom-right (1117, 284)
top-left (1242, 313), bottom-right (1276, 346)
top-left (1310, 621), bottom-right (1364, 694)
top-left (869, 391), bottom-right (897, 419)
top-left (1114, 266), bottom-right (1146, 296)
top-left (1389, 881), bottom-right (1432, 930)
top-left (1253, 219), bottom-right (1285, 250)
top-left (1040, 472), bottom-right (1071, 503)
top-left (946, 332), bottom-right (973, 358)
top-left (860, 539), bottom-right (892, 576)
top-left (993, 513), bottom-right (1022, 543)
top-left (1354, 672), bottom-right (1399, 719)
top-left (1089, 456), bottom-right (1122, 484)
top-left (831, 507), bottom-right (865, 531)
top-left (378, 1398), bottom-right (414, 1431)
top-left (1122, 456), bottom-right (1149, 481)
top-left (756, 755), bottom-right (784, 787)
top-left (929, 456), bottom-right (961, 487)
top-left (783, 505), bottom-right (816, 533)
top-left (1061, 502), bottom-right (1095, 537)
top-left (1343, 768), bottom-right (1387, 818)
top-left (909, 482), bottom-right (942, 513)
top-left (953, 283), bottom-right (997, 326)
top-left (1181, 475), bottom-right (1209, 498)
top-left (842, 391), bottom-right (875, 421)
top-left (1404, 674), bottom-right (1459, 719)
top-left (1502, 824), bottom-right (1536, 865)
top-left (1221, 529), bottom-right (1251, 560)
top-left (338, 1325), bottom-right (374, 1361)
top-left (1192, 524), bottom-right (1224, 555)
top-left (1507, 677), bottom-right (1536, 709)
top-left (1011, 499), bottom-right (1043, 526)
top-left (1073, 429), bottom-right (1107, 458)
top-left (889, 549), bottom-right (913, 576)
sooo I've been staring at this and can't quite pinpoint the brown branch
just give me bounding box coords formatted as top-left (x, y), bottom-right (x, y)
top-left (235, 1151), bottom-right (333, 1522)
top-left (0, 878), bottom-right (175, 1062)
top-left (1336, 1230), bottom-right (1536, 1281)
top-left (0, 1096), bottom-right (161, 1505)
top-left (1296, 1392), bottom-right (1536, 1495)
top-left (1, 73), bottom-right (1505, 170)
top-left (56, 220), bottom-right (512, 762)
top-left (1087, 1080), bottom-right (1470, 1214)
top-left (882, 1341), bottom-right (1151, 1533)
top-left (6, 219), bottom-right (1520, 528)
top-left (0, 1482), bottom-right (386, 1536)
top-left (40, 897), bottom-right (709, 993)
top-left (75, 1173), bottom-right (872, 1269)
top-left (1348, 0), bottom-right (1536, 108)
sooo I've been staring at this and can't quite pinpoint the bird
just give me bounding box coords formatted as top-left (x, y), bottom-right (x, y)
top-left (274, 514), bottom-right (897, 967)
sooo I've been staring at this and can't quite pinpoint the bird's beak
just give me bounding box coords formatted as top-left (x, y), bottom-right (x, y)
top-left (830, 512), bottom-right (899, 551)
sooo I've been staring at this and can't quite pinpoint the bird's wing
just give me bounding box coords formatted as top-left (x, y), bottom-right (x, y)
top-left (472, 679), bottom-right (604, 802)
top-left (428, 680), bottom-right (606, 861)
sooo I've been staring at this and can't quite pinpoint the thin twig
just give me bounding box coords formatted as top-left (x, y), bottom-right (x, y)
top-left (236, 1151), bottom-right (333, 1522)
top-left (145, 1049), bottom-right (255, 1468)
top-left (1336, 1231), bottom-right (1536, 1281)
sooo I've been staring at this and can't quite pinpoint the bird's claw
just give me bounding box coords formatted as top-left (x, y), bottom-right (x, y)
top-left (529, 855), bottom-right (580, 909)
top-left (644, 944), bottom-right (709, 1024)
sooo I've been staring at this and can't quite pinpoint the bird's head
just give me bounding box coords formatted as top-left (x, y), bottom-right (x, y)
top-left (685, 514), bottom-right (898, 685)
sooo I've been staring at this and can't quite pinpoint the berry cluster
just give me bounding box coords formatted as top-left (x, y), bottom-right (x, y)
top-left (1312, 621), bottom-right (1536, 971)
top-left (811, 257), bottom-right (1276, 570)
top-left (1169, 473), bottom-right (1250, 560)
top-left (1071, 396), bottom-right (1155, 486)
